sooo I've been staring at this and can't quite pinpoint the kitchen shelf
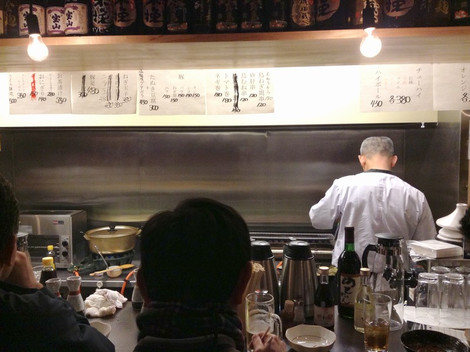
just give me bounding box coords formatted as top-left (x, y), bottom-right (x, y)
top-left (1, 26), bottom-right (470, 72)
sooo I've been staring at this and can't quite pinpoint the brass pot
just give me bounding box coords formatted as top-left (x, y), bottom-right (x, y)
top-left (83, 225), bottom-right (141, 254)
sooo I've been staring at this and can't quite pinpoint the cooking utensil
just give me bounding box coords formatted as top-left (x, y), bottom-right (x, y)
top-left (84, 225), bottom-right (141, 254)
top-left (94, 244), bottom-right (109, 268)
top-left (89, 263), bottom-right (135, 276)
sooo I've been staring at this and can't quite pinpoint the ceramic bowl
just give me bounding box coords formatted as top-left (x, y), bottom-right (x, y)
top-left (90, 321), bottom-right (112, 337)
top-left (401, 330), bottom-right (469, 352)
top-left (286, 324), bottom-right (336, 352)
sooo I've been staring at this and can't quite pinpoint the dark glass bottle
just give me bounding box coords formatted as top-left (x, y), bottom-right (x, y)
top-left (288, 0), bottom-right (315, 30)
top-left (337, 226), bottom-right (361, 319)
top-left (315, 0), bottom-right (352, 29)
top-left (64, 0), bottom-right (90, 35)
top-left (18, 0), bottom-right (46, 37)
top-left (266, 0), bottom-right (288, 31)
top-left (239, 0), bottom-right (265, 32)
top-left (141, 0), bottom-right (164, 33)
top-left (166, 0), bottom-right (188, 33)
top-left (39, 256), bottom-right (57, 286)
top-left (314, 266), bottom-right (335, 330)
top-left (4, 0), bottom-right (19, 37)
top-left (381, 0), bottom-right (425, 27)
top-left (452, 0), bottom-right (470, 25)
top-left (190, 0), bottom-right (211, 33)
top-left (213, 0), bottom-right (238, 32)
top-left (91, 0), bottom-right (114, 35)
top-left (46, 0), bottom-right (65, 36)
top-left (114, 0), bottom-right (138, 34)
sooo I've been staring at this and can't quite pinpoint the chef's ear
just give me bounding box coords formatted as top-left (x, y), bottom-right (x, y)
top-left (391, 155), bottom-right (398, 168)
top-left (358, 155), bottom-right (366, 169)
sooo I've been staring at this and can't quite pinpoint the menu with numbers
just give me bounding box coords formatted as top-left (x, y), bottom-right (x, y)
top-left (433, 64), bottom-right (470, 110)
top-left (9, 72), bottom-right (71, 114)
top-left (206, 69), bottom-right (274, 115)
top-left (71, 71), bottom-right (137, 114)
top-left (138, 70), bottom-right (206, 115)
top-left (360, 64), bottom-right (433, 112)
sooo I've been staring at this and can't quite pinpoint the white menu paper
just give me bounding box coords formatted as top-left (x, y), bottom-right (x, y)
top-left (138, 70), bottom-right (206, 115)
top-left (206, 69), bottom-right (274, 115)
top-left (360, 64), bottom-right (433, 112)
top-left (433, 63), bottom-right (470, 110)
top-left (71, 71), bottom-right (137, 114)
top-left (9, 72), bottom-right (71, 114)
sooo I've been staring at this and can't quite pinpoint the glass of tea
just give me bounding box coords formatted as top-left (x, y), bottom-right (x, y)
top-left (363, 293), bottom-right (392, 352)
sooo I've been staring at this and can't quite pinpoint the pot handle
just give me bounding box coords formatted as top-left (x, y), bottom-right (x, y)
top-left (83, 231), bottom-right (90, 240)
top-left (362, 244), bottom-right (377, 268)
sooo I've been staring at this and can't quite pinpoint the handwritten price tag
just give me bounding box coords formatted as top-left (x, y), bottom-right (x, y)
top-left (360, 64), bottom-right (433, 112)
top-left (9, 72), bottom-right (71, 114)
top-left (433, 64), bottom-right (470, 110)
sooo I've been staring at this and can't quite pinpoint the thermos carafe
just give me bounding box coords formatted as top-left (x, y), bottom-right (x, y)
top-left (251, 240), bottom-right (280, 313)
top-left (280, 240), bottom-right (317, 320)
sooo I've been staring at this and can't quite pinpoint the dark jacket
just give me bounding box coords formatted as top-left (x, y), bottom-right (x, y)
top-left (0, 281), bottom-right (115, 352)
top-left (134, 334), bottom-right (240, 352)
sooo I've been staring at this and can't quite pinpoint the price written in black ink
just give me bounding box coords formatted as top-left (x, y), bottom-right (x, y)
top-left (389, 95), bottom-right (412, 104)
top-left (462, 93), bottom-right (469, 102)
top-left (370, 100), bottom-right (383, 108)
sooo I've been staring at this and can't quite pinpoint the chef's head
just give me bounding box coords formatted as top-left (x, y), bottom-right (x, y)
top-left (0, 175), bottom-right (19, 276)
top-left (137, 197), bottom-right (252, 306)
top-left (358, 136), bottom-right (398, 171)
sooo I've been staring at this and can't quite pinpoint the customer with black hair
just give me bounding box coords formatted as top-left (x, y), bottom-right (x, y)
top-left (134, 198), bottom-right (285, 352)
top-left (0, 174), bottom-right (115, 352)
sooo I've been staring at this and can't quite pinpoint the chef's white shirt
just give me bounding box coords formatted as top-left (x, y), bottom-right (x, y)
top-left (309, 170), bottom-right (437, 267)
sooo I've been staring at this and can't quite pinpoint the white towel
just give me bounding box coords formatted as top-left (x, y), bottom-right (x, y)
top-left (84, 288), bottom-right (128, 317)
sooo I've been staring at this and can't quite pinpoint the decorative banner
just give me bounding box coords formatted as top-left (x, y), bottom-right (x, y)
top-left (433, 64), bottom-right (470, 110)
top-left (9, 72), bottom-right (71, 114)
top-left (206, 69), bottom-right (274, 115)
top-left (71, 71), bottom-right (137, 114)
top-left (360, 64), bottom-right (433, 112)
top-left (138, 70), bottom-right (206, 115)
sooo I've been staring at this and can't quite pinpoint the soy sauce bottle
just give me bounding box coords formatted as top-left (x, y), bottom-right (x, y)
top-left (39, 256), bottom-right (57, 286)
top-left (314, 266), bottom-right (335, 330)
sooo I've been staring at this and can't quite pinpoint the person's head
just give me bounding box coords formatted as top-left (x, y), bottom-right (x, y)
top-left (137, 198), bottom-right (252, 306)
top-left (0, 175), bottom-right (19, 276)
top-left (358, 136), bottom-right (398, 171)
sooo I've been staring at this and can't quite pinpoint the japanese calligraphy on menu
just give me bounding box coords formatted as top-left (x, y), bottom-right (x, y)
top-left (138, 70), bottom-right (206, 115)
top-left (71, 71), bottom-right (137, 114)
top-left (360, 64), bottom-right (433, 112)
top-left (433, 64), bottom-right (470, 110)
top-left (206, 69), bottom-right (274, 115)
top-left (9, 72), bottom-right (71, 114)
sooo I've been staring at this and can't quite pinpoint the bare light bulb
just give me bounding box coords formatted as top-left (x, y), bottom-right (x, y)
top-left (360, 27), bottom-right (382, 58)
top-left (27, 33), bottom-right (49, 62)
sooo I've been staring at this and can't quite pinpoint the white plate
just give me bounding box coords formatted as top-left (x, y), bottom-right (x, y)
top-left (90, 321), bottom-right (112, 337)
top-left (439, 227), bottom-right (463, 239)
top-left (286, 324), bottom-right (336, 352)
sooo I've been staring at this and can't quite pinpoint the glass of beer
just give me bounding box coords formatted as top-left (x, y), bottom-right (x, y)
top-left (363, 293), bottom-right (392, 352)
top-left (245, 291), bottom-right (282, 351)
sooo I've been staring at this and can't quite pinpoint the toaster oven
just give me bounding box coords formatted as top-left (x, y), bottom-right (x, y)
top-left (19, 210), bottom-right (87, 269)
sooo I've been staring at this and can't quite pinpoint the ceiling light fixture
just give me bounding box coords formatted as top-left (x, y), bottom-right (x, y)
top-left (360, 0), bottom-right (382, 58)
top-left (26, 2), bottom-right (48, 62)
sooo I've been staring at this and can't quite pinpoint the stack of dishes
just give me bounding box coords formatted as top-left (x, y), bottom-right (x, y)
top-left (436, 203), bottom-right (467, 244)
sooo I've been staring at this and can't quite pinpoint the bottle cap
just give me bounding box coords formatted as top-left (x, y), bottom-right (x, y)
top-left (319, 266), bottom-right (329, 275)
top-left (360, 267), bottom-right (371, 275)
top-left (47, 245), bottom-right (53, 251)
top-left (42, 256), bottom-right (54, 267)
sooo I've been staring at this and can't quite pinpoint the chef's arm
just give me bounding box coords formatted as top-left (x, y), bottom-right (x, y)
top-left (309, 184), bottom-right (342, 232)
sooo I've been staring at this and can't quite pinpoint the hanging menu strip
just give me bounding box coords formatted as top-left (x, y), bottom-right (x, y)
top-left (360, 64), bottom-right (433, 112)
top-left (206, 69), bottom-right (274, 115)
top-left (433, 64), bottom-right (470, 111)
top-left (71, 71), bottom-right (137, 114)
top-left (9, 72), bottom-right (71, 114)
top-left (138, 70), bottom-right (206, 115)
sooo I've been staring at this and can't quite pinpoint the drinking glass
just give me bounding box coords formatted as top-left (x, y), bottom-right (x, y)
top-left (245, 291), bottom-right (282, 351)
top-left (363, 293), bottom-right (392, 352)
top-left (431, 265), bottom-right (450, 293)
top-left (32, 265), bottom-right (42, 283)
top-left (414, 272), bottom-right (440, 322)
top-left (440, 273), bottom-right (465, 326)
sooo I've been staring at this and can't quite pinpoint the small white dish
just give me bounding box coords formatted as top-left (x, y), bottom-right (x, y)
top-left (439, 227), bottom-right (463, 239)
top-left (286, 324), bottom-right (336, 352)
top-left (90, 321), bottom-right (111, 337)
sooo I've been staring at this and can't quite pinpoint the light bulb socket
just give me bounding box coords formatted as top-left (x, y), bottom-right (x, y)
top-left (362, 0), bottom-right (376, 29)
top-left (26, 12), bottom-right (40, 35)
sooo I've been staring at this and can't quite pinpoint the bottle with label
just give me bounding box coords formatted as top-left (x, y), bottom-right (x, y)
top-left (46, 245), bottom-right (56, 269)
top-left (114, 0), bottom-right (138, 34)
top-left (288, 0), bottom-right (315, 30)
top-left (239, 0), bottom-right (265, 32)
top-left (39, 256), bottom-right (57, 286)
top-left (213, 0), bottom-right (239, 32)
top-left (46, 0), bottom-right (65, 36)
top-left (18, 0), bottom-right (46, 37)
top-left (452, 0), bottom-right (470, 25)
top-left (5, 0), bottom-right (19, 37)
top-left (166, 0), bottom-right (188, 33)
top-left (64, 0), bottom-right (90, 35)
top-left (381, 0), bottom-right (423, 27)
top-left (91, 0), bottom-right (114, 35)
top-left (314, 266), bottom-right (335, 330)
top-left (141, 0), bottom-right (164, 33)
top-left (337, 226), bottom-right (361, 319)
top-left (315, 0), bottom-right (352, 29)
top-left (0, 0), bottom-right (6, 37)
top-left (190, 0), bottom-right (211, 33)
top-left (266, 0), bottom-right (288, 31)
top-left (354, 267), bottom-right (372, 333)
